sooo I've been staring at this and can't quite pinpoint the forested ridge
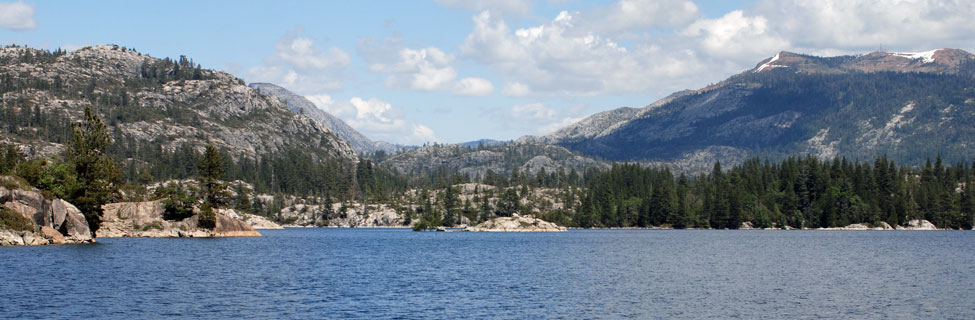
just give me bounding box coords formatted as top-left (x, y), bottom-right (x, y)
top-left (562, 57), bottom-right (975, 165)
top-left (570, 156), bottom-right (975, 230)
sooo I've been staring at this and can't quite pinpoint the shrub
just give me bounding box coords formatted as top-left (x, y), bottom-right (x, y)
top-left (0, 206), bottom-right (35, 232)
top-left (198, 203), bottom-right (216, 230)
top-left (0, 175), bottom-right (31, 190)
top-left (154, 183), bottom-right (198, 221)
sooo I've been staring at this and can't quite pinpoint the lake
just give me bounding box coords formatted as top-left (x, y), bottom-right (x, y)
top-left (2, 229), bottom-right (974, 319)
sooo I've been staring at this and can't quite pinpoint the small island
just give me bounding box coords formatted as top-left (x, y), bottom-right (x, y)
top-left (463, 214), bottom-right (566, 232)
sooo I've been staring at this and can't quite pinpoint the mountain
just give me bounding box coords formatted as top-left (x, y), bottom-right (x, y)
top-left (534, 48), bottom-right (975, 167)
top-left (457, 139), bottom-right (504, 148)
top-left (0, 44), bottom-right (357, 190)
top-left (380, 142), bottom-right (607, 179)
top-left (248, 83), bottom-right (403, 155)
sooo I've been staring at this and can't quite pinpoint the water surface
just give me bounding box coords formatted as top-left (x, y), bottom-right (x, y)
top-left (2, 229), bottom-right (974, 319)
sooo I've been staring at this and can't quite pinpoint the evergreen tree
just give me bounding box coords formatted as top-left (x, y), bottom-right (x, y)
top-left (479, 195), bottom-right (492, 223)
top-left (198, 145), bottom-right (228, 207)
top-left (442, 185), bottom-right (459, 226)
top-left (66, 106), bottom-right (121, 237)
top-left (497, 188), bottom-right (520, 217)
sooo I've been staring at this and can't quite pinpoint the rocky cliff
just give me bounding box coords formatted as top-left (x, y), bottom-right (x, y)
top-left (98, 200), bottom-right (263, 238)
top-left (276, 202), bottom-right (409, 228)
top-left (0, 177), bottom-right (93, 245)
top-left (380, 142), bottom-right (607, 178)
top-left (0, 44), bottom-right (356, 166)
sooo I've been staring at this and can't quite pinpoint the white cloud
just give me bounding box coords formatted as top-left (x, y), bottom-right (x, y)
top-left (358, 36), bottom-right (495, 95)
top-left (372, 46), bottom-right (457, 91)
top-left (752, 0), bottom-right (975, 53)
top-left (247, 30), bottom-right (350, 94)
top-left (306, 94), bottom-right (356, 118)
top-left (501, 82), bottom-right (531, 97)
top-left (411, 124), bottom-right (438, 143)
top-left (436, 0), bottom-right (533, 17)
top-left (461, 10), bottom-right (709, 97)
top-left (455, 0), bottom-right (975, 100)
top-left (538, 116), bottom-right (586, 135)
top-left (454, 77), bottom-right (495, 96)
top-left (580, 0), bottom-right (699, 34)
top-left (501, 102), bottom-right (586, 135)
top-left (317, 97), bottom-right (439, 145)
top-left (0, 1), bottom-right (36, 30)
top-left (511, 102), bottom-right (557, 121)
top-left (682, 10), bottom-right (789, 62)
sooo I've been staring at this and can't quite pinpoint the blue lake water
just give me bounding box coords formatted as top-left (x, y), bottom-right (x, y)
top-left (2, 229), bottom-right (974, 319)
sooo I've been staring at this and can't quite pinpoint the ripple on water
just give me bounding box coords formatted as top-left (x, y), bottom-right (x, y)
top-left (1, 229), bottom-right (974, 319)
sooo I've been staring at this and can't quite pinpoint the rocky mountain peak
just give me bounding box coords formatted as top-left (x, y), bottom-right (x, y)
top-left (751, 48), bottom-right (974, 75)
top-left (1, 44), bottom-right (357, 164)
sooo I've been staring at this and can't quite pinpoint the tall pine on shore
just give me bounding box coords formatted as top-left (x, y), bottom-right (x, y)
top-left (197, 145), bottom-right (226, 229)
top-left (67, 106), bottom-right (121, 237)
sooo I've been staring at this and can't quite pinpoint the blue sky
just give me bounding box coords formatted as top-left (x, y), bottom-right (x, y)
top-left (2, 0), bottom-right (974, 145)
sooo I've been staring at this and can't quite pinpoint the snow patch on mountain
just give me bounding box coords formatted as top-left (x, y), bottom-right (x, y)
top-left (891, 49), bottom-right (940, 63)
top-left (755, 52), bottom-right (787, 72)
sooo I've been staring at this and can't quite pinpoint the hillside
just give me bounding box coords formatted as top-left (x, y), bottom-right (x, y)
top-left (533, 48), bottom-right (975, 167)
top-left (248, 82), bottom-right (403, 155)
top-left (380, 142), bottom-right (607, 179)
top-left (0, 44), bottom-right (358, 195)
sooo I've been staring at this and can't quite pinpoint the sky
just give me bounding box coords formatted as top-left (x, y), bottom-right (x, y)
top-left (2, 0), bottom-right (974, 145)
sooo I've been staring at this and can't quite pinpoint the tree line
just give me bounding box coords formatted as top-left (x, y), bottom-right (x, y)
top-left (571, 156), bottom-right (975, 229)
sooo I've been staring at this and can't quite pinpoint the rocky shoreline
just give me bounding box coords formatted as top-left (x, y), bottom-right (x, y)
top-left (1, 176), bottom-right (270, 246)
top-left (1, 183), bottom-right (94, 246)
top-left (98, 201), bottom-right (263, 238)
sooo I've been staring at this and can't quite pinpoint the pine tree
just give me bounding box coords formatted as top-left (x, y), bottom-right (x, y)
top-left (198, 145), bottom-right (228, 206)
top-left (479, 195), bottom-right (492, 223)
top-left (442, 185), bottom-right (459, 226)
top-left (497, 188), bottom-right (520, 217)
top-left (197, 145), bottom-right (226, 229)
top-left (67, 106), bottom-right (121, 237)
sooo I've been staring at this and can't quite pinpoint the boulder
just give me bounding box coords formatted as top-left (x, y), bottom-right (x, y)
top-left (897, 219), bottom-right (938, 230)
top-left (0, 229), bottom-right (25, 246)
top-left (50, 199), bottom-right (71, 230)
top-left (216, 208), bottom-right (282, 229)
top-left (40, 226), bottom-right (65, 244)
top-left (62, 204), bottom-right (92, 242)
top-left (21, 231), bottom-right (48, 245)
top-left (7, 189), bottom-right (48, 224)
top-left (0, 183), bottom-right (93, 245)
top-left (101, 201), bottom-right (165, 225)
top-left (214, 213), bottom-right (262, 237)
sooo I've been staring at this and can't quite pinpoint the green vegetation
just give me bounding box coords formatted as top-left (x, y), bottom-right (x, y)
top-left (195, 145), bottom-right (227, 230)
top-left (574, 156), bottom-right (975, 229)
top-left (0, 206), bottom-right (35, 232)
top-left (67, 106), bottom-right (122, 236)
top-left (155, 182), bottom-right (197, 221)
top-left (198, 203), bottom-right (216, 230)
top-left (13, 159), bottom-right (78, 200)
top-left (198, 145), bottom-right (228, 207)
top-left (0, 145), bottom-right (22, 174)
